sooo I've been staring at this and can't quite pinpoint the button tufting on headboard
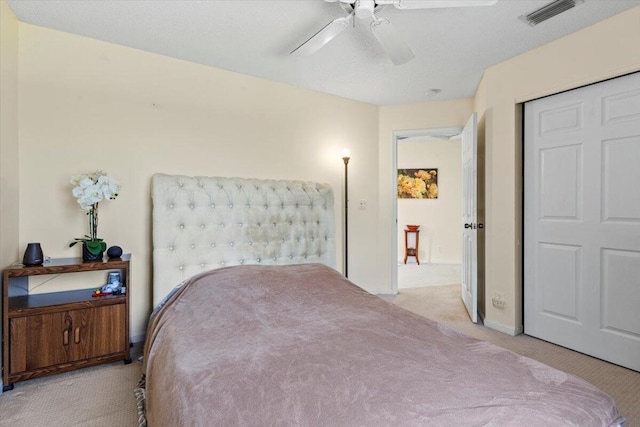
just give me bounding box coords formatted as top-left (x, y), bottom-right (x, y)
top-left (151, 173), bottom-right (336, 306)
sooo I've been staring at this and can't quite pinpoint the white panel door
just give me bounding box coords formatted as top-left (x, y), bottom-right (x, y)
top-left (462, 113), bottom-right (478, 323)
top-left (524, 72), bottom-right (640, 372)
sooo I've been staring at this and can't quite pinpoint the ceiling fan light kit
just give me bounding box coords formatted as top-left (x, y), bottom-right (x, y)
top-left (291, 0), bottom-right (499, 65)
top-left (355, 0), bottom-right (375, 19)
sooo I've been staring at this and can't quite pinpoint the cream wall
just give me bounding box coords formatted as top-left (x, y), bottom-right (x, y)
top-left (475, 7), bottom-right (640, 334)
top-left (397, 140), bottom-right (462, 264)
top-left (378, 98), bottom-right (474, 292)
top-left (0, 0), bottom-right (20, 273)
top-left (17, 24), bottom-right (380, 340)
top-left (0, 0), bottom-right (20, 393)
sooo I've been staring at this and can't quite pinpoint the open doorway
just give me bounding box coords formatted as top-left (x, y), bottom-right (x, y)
top-left (394, 128), bottom-right (463, 291)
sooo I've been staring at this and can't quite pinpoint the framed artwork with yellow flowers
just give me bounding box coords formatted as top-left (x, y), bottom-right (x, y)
top-left (397, 168), bottom-right (438, 199)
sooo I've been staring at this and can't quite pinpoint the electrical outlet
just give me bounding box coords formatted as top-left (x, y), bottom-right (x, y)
top-left (359, 199), bottom-right (367, 210)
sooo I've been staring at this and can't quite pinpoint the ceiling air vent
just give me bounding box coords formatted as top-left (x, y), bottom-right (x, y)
top-left (518, 0), bottom-right (584, 27)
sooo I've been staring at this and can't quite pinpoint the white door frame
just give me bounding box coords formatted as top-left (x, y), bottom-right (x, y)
top-left (390, 127), bottom-right (463, 294)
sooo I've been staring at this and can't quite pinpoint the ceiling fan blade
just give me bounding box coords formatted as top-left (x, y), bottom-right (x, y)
top-left (377, 0), bottom-right (498, 10)
top-left (291, 13), bottom-right (354, 56)
top-left (370, 18), bottom-right (415, 65)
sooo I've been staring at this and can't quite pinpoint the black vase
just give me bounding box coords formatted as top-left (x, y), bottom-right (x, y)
top-left (82, 244), bottom-right (104, 262)
top-left (23, 243), bottom-right (44, 266)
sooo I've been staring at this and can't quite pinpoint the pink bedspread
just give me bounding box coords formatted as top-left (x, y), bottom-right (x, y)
top-left (143, 264), bottom-right (623, 426)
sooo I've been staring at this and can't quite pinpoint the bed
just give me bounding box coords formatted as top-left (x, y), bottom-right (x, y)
top-left (139, 173), bottom-right (625, 426)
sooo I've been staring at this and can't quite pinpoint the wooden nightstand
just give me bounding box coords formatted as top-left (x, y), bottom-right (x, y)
top-left (2, 255), bottom-right (131, 391)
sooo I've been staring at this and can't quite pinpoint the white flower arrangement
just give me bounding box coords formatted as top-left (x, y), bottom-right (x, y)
top-left (71, 171), bottom-right (120, 211)
top-left (69, 170), bottom-right (120, 257)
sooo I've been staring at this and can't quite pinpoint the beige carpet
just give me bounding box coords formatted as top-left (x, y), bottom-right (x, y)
top-left (1, 288), bottom-right (638, 426)
top-left (390, 285), bottom-right (640, 427)
top-left (0, 355), bottom-right (142, 427)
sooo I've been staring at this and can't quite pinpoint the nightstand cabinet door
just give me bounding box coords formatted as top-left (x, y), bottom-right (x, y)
top-left (71, 304), bottom-right (127, 361)
top-left (9, 312), bottom-right (71, 374)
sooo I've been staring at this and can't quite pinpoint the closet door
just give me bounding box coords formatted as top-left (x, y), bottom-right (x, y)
top-left (524, 72), bottom-right (640, 371)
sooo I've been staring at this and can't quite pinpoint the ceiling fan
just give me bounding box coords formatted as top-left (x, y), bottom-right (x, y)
top-left (291, 0), bottom-right (498, 65)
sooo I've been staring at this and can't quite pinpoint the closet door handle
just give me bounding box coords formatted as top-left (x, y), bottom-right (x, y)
top-left (63, 330), bottom-right (69, 346)
top-left (74, 327), bottom-right (81, 344)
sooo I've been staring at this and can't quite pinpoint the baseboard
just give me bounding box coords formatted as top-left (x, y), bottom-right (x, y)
top-left (131, 333), bottom-right (146, 344)
top-left (427, 259), bottom-right (462, 265)
top-left (398, 260), bottom-right (461, 265)
top-left (364, 284), bottom-right (396, 295)
top-left (484, 319), bottom-right (524, 336)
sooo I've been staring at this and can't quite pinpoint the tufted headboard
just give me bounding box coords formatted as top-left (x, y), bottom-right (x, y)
top-left (151, 173), bottom-right (336, 306)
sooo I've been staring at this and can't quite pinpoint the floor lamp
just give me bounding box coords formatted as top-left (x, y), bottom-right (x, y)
top-left (342, 151), bottom-right (350, 278)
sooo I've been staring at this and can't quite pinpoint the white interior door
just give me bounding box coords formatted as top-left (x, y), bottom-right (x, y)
top-left (462, 113), bottom-right (478, 323)
top-left (524, 72), bottom-right (640, 372)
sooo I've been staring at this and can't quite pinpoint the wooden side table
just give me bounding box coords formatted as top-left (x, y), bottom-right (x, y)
top-left (404, 229), bottom-right (420, 265)
top-left (2, 255), bottom-right (131, 391)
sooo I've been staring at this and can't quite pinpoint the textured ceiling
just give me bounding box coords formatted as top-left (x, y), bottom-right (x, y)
top-left (6, 0), bottom-right (640, 105)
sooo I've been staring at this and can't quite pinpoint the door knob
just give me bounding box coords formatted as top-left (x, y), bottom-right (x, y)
top-left (465, 223), bottom-right (484, 229)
